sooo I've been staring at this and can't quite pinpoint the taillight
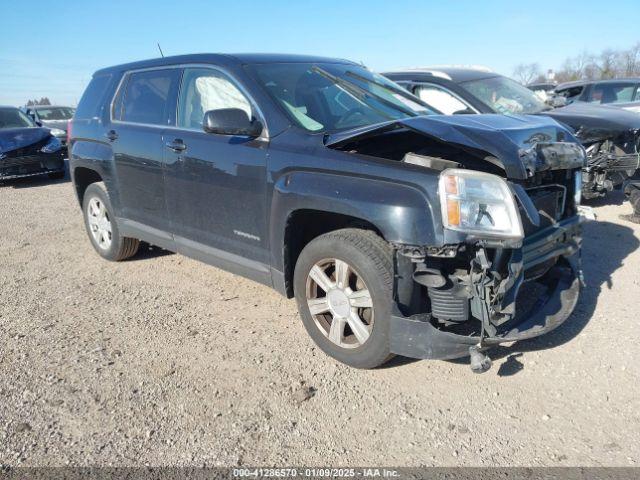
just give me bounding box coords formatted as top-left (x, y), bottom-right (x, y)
top-left (67, 119), bottom-right (73, 146)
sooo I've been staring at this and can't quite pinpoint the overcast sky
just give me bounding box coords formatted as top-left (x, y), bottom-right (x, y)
top-left (1, 0), bottom-right (638, 106)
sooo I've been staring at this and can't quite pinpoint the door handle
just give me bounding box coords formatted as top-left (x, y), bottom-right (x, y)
top-left (105, 130), bottom-right (118, 141)
top-left (165, 139), bottom-right (187, 152)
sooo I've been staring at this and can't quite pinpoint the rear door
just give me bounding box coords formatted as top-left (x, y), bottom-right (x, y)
top-left (162, 66), bottom-right (270, 282)
top-left (109, 67), bottom-right (181, 241)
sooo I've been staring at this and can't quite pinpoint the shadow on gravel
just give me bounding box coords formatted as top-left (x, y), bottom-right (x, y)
top-left (584, 190), bottom-right (626, 207)
top-left (129, 242), bottom-right (175, 261)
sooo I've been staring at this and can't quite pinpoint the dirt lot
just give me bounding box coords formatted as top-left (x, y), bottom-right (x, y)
top-left (1, 168), bottom-right (639, 467)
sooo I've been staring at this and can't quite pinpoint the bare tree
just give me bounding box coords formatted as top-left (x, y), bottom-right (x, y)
top-left (598, 49), bottom-right (618, 79)
top-left (513, 63), bottom-right (542, 84)
top-left (618, 42), bottom-right (640, 76)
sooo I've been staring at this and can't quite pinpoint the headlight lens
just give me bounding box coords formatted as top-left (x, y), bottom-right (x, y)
top-left (40, 136), bottom-right (62, 153)
top-left (439, 169), bottom-right (524, 239)
top-left (49, 128), bottom-right (66, 137)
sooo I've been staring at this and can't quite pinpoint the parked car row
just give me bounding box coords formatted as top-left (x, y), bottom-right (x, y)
top-left (3, 53), bottom-right (638, 372)
top-left (22, 105), bottom-right (75, 147)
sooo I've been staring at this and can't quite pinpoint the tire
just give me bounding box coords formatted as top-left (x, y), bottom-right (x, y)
top-left (630, 189), bottom-right (640, 216)
top-left (82, 182), bottom-right (139, 261)
top-left (293, 228), bottom-right (395, 369)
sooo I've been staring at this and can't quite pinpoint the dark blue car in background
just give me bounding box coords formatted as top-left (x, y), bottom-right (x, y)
top-left (0, 106), bottom-right (65, 181)
top-left (68, 54), bottom-right (587, 371)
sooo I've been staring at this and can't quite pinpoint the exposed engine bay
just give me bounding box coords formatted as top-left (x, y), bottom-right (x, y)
top-left (581, 129), bottom-right (640, 198)
top-left (327, 115), bottom-right (585, 370)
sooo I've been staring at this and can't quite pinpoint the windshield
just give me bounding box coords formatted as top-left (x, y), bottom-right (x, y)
top-left (34, 107), bottom-right (75, 120)
top-left (460, 76), bottom-right (549, 114)
top-left (247, 63), bottom-right (436, 133)
top-left (0, 107), bottom-right (37, 129)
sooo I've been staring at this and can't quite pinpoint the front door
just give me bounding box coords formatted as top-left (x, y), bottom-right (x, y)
top-left (163, 67), bottom-right (270, 282)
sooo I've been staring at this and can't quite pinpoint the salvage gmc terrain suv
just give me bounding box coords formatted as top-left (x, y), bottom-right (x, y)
top-left (69, 54), bottom-right (587, 371)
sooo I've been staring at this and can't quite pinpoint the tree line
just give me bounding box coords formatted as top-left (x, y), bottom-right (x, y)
top-left (25, 97), bottom-right (52, 106)
top-left (513, 42), bottom-right (640, 85)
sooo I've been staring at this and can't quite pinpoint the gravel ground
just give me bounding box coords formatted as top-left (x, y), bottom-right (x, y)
top-left (1, 168), bottom-right (639, 467)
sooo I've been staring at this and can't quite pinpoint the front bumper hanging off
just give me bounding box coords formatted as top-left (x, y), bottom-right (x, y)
top-left (388, 217), bottom-right (583, 361)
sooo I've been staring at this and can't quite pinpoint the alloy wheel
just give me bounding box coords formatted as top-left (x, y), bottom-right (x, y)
top-left (305, 258), bottom-right (374, 349)
top-left (87, 197), bottom-right (112, 250)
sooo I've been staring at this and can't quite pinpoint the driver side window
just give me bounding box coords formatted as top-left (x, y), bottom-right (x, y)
top-left (415, 84), bottom-right (470, 115)
top-left (178, 68), bottom-right (252, 131)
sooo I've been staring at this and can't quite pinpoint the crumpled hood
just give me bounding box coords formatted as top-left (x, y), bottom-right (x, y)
top-left (542, 103), bottom-right (640, 142)
top-left (325, 114), bottom-right (581, 179)
top-left (0, 127), bottom-right (52, 154)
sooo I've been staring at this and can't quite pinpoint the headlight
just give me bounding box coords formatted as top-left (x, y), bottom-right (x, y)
top-left (49, 128), bottom-right (66, 137)
top-left (574, 170), bottom-right (582, 206)
top-left (40, 136), bottom-right (62, 153)
top-left (438, 169), bottom-right (524, 240)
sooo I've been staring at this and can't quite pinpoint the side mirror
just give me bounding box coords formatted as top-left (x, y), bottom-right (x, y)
top-left (35, 120), bottom-right (43, 127)
top-left (203, 108), bottom-right (263, 137)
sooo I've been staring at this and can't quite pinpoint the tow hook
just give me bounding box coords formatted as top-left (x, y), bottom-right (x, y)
top-left (469, 345), bottom-right (492, 373)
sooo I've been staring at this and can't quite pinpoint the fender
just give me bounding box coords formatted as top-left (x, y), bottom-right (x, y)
top-left (69, 139), bottom-right (120, 208)
top-left (269, 169), bottom-right (443, 272)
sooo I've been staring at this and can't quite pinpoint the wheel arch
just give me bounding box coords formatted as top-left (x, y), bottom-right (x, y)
top-left (72, 166), bottom-right (103, 206)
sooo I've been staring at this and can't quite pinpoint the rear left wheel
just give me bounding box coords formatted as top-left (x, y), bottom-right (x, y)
top-left (82, 182), bottom-right (139, 261)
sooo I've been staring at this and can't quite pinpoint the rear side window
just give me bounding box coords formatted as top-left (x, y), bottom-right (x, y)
top-left (588, 83), bottom-right (635, 104)
top-left (116, 69), bottom-right (180, 126)
top-left (75, 74), bottom-right (112, 120)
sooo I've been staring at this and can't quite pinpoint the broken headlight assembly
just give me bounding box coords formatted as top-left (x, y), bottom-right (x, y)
top-left (438, 169), bottom-right (524, 240)
top-left (39, 136), bottom-right (62, 154)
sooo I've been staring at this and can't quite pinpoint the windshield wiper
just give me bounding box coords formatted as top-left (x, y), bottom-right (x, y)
top-left (345, 70), bottom-right (435, 112)
top-left (311, 66), bottom-right (419, 118)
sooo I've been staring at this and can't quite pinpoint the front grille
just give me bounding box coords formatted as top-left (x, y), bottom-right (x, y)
top-left (0, 155), bottom-right (45, 169)
top-left (0, 152), bottom-right (64, 178)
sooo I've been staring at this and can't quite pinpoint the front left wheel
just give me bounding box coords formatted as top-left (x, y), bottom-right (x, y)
top-left (293, 228), bottom-right (395, 369)
top-left (82, 182), bottom-right (139, 261)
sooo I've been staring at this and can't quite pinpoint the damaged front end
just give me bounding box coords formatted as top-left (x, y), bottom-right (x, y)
top-left (329, 115), bottom-right (586, 371)
top-left (580, 128), bottom-right (640, 199)
top-left (391, 214), bottom-right (582, 371)
top-left (543, 103), bottom-right (640, 199)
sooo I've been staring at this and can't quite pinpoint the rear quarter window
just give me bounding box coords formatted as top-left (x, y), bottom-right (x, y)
top-left (117, 69), bottom-right (180, 126)
top-left (75, 74), bottom-right (113, 120)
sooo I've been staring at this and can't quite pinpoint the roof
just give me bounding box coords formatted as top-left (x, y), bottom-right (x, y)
top-left (384, 66), bottom-right (497, 83)
top-left (29, 105), bottom-right (74, 110)
top-left (556, 78), bottom-right (640, 90)
top-left (94, 53), bottom-right (357, 75)
top-left (527, 82), bottom-right (556, 88)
